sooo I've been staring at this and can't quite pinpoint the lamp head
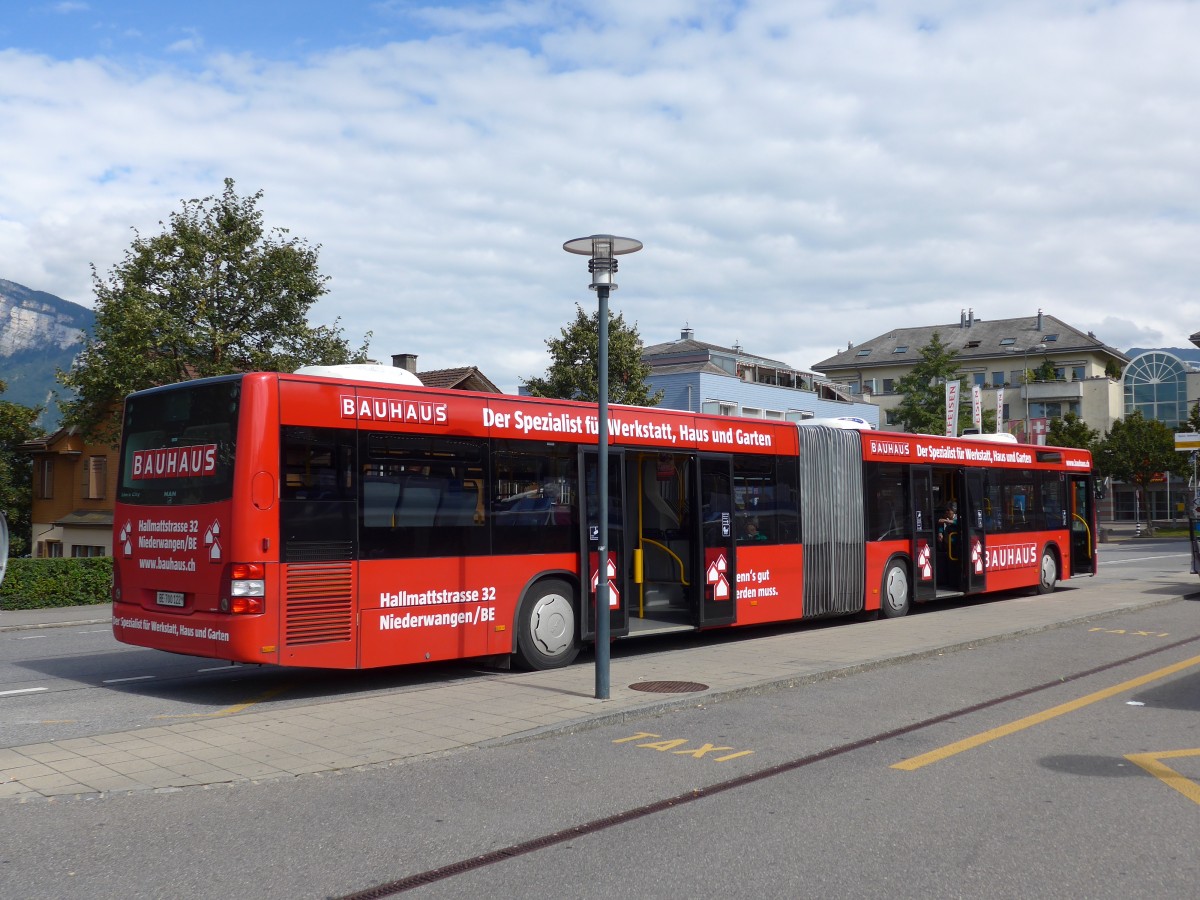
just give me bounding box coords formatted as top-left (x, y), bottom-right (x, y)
top-left (563, 234), bottom-right (642, 291)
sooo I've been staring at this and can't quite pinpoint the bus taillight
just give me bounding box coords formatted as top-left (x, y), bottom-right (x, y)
top-left (225, 563), bottom-right (265, 615)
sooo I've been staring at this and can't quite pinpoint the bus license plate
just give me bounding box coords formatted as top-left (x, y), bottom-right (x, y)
top-left (156, 591), bottom-right (185, 608)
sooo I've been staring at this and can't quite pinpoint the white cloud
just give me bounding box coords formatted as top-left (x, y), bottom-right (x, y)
top-left (2, 0), bottom-right (1199, 391)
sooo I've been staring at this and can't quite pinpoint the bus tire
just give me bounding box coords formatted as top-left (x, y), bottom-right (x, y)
top-left (1035, 547), bottom-right (1058, 595)
top-left (880, 559), bottom-right (911, 619)
top-left (515, 579), bottom-right (580, 670)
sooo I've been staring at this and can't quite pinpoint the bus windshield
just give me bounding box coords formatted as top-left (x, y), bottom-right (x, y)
top-left (117, 377), bottom-right (242, 507)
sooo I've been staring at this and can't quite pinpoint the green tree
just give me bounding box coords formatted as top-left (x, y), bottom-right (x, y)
top-left (1046, 411), bottom-right (1099, 450)
top-left (0, 381), bottom-right (42, 558)
top-left (892, 332), bottom-right (968, 434)
top-left (59, 178), bottom-right (370, 445)
top-left (1093, 411), bottom-right (1186, 536)
top-left (1183, 401), bottom-right (1200, 435)
top-left (1031, 357), bottom-right (1057, 383)
top-left (522, 303), bottom-right (663, 406)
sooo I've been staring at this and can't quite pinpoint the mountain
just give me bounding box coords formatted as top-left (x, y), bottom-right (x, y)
top-left (1126, 347), bottom-right (1200, 364)
top-left (0, 279), bottom-right (94, 429)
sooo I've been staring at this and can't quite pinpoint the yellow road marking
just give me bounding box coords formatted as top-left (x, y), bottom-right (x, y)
top-left (155, 684), bottom-right (293, 719)
top-left (1125, 750), bottom-right (1200, 806)
top-left (892, 653), bottom-right (1200, 771)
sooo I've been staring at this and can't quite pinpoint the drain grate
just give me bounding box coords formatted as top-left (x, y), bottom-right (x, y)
top-left (628, 680), bottom-right (709, 694)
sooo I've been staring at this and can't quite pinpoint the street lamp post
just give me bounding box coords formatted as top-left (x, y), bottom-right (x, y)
top-left (563, 234), bottom-right (642, 701)
top-left (1009, 342), bottom-right (1047, 441)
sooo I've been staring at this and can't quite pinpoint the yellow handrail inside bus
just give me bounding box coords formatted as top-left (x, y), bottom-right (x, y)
top-left (946, 532), bottom-right (959, 561)
top-left (640, 538), bottom-right (691, 587)
top-left (1073, 513), bottom-right (1093, 559)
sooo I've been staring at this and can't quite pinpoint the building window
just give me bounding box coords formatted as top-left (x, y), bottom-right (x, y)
top-left (893, 346), bottom-right (908, 354)
top-left (702, 400), bottom-right (739, 417)
top-left (1043, 334), bottom-right (1059, 342)
top-left (44, 541), bottom-right (64, 558)
top-left (1071, 365), bottom-right (1085, 381)
top-left (71, 545), bottom-right (107, 558)
top-left (992, 371), bottom-right (1006, 386)
top-left (742, 406), bottom-right (762, 418)
top-left (764, 410), bottom-right (784, 419)
top-left (855, 348), bottom-right (871, 357)
top-left (38, 459), bottom-right (54, 499)
top-left (786, 410), bottom-right (815, 422)
top-left (972, 373), bottom-right (986, 387)
top-left (882, 378), bottom-right (894, 393)
top-left (1000, 338), bottom-right (1016, 346)
top-left (885, 409), bottom-right (903, 426)
top-left (861, 379), bottom-right (876, 394)
top-left (1123, 351), bottom-right (1188, 427)
top-left (83, 456), bottom-right (108, 500)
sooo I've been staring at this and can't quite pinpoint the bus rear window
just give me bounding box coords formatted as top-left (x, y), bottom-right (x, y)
top-left (117, 378), bottom-right (241, 506)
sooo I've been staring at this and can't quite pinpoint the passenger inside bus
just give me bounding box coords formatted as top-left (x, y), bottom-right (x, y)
top-left (739, 517), bottom-right (768, 543)
top-left (937, 501), bottom-right (958, 542)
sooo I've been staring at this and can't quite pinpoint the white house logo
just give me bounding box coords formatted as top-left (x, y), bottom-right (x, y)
top-left (706, 551), bottom-right (730, 601)
top-left (970, 537), bottom-right (984, 575)
top-left (119, 520), bottom-right (134, 557)
top-left (916, 541), bottom-right (933, 581)
top-left (590, 554), bottom-right (619, 608)
top-left (204, 520), bottom-right (222, 562)
top-left (985, 542), bottom-right (1038, 571)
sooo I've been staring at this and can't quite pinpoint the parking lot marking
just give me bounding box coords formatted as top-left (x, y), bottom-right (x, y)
top-left (0, 687), bottom-right (48, 696)
top-left (1125, 749), bottom-right (1200, 806)
top-left (892, 653), bottom-right (1200, 771)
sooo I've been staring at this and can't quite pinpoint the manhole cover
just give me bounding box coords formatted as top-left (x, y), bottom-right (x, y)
top-left (628, 680), bottom-right (709, 694)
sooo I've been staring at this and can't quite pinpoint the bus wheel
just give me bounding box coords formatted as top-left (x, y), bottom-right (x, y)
top-left (1035, 548), bottom-right (1058, 595)
top-left (515, 579), bottom-right (580, 670)
top-left (881, 559), bottom-right (911, 619)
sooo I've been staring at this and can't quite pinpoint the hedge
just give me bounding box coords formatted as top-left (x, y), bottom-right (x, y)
top-left (0, 557), bottom-right (113, 610)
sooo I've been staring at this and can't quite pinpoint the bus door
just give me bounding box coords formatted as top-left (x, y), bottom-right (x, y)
top-left (1069, 474), bottom-right (1097, 576)
top-left (629, 451), bottom-right (696, 626)
top-left (910, 466), bottom-right (938, 603)
top-left (695, 455), bottom-right (737, 627)
top-left (963, 470), bottom-right (987, 593)
top-left (579, 449), bottom-right (630, 641)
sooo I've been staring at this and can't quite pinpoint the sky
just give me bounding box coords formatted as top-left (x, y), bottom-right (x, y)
top-left (2, 1), bottom-right (1198, 392)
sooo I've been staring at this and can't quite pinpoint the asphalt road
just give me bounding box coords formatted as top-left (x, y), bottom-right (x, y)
top-left (2, 538), bottom-right (1197, 899)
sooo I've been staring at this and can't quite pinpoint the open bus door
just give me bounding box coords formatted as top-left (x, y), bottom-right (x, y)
top-left (963, 470), bottom-right (987, 593)
top-left (695, 455), bottom-right (737, 628)
top-left (579, 449), bottom-right (630, 642)
top-left (1069, 474), bottom-right (1098, 576)
top-left (910, 466), bottom-right (938, 603)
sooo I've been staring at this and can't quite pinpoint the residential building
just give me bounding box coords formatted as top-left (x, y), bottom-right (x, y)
top-left (19, 427), bottom-right (117, 558)
top-left (811, 310), bottom-right (1128, 439)
top-left (642, 328), bottom-right (880, 425)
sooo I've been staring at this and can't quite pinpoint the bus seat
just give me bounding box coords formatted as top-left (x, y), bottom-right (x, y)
top-left (363, 476), bottom-right (403, 527)
top-left (435, 481), bottom-right (479, 526)
top-left (395, 477), bottom-right (446, 527)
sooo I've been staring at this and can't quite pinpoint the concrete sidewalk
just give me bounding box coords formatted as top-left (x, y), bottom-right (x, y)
top-left (1, 571), bottom-right (1195, 802)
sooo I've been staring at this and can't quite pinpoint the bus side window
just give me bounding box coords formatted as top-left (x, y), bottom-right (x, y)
top-left (395, 477), bottom-right (445, 527)
top-left (363, 473), bottom-right (403, 527)
top-left (435, 480), bottom-right (480, 527)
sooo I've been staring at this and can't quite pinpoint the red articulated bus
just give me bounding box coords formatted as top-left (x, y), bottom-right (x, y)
top-left (111, 368), bottom-right (1097, 670)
